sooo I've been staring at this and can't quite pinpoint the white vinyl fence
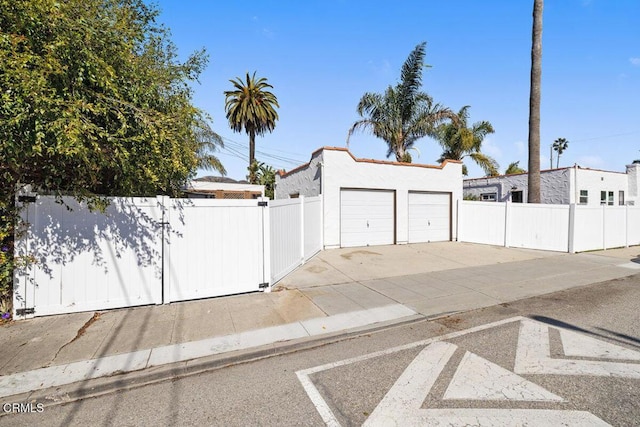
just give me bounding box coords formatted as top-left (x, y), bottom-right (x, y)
top-left (458, 200), bottom-right (640, 253)
top-left (13, 194), bottom-right (321, 318)
top-left (270, 196), bottom-right (323, 284)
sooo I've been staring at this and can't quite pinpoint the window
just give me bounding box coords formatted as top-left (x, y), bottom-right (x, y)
top-left (579, 190), bottom-right (588, 204)
top-left (481, 193), bottom-right (497, 202)
top-left (289, 193), bottom-right (300, 199)
top-left (608, 191), bottom-right (614, 206)
top-left (601, 191), bottom-right (606, 205)
top-left (511, 191), bottom-right (523, 203)
top-left (619, 191), bottom-right (625, 206)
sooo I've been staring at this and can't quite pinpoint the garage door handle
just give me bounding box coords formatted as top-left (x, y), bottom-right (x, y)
top-left (428, 220), bottom-right (430, 226)
top-left (367, 220), bottom-right (369, 228)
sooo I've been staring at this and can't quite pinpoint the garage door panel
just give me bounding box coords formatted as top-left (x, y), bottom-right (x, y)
top-left (340, 190), bottom-right (394, 247)
top-left (408, 192), bottom-right (450, 243)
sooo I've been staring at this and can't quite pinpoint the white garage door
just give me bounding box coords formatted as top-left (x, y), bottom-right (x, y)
top-left (341, 189), bottom-right (394, 247)
top-left (408, 192), bottom-right (450, 243)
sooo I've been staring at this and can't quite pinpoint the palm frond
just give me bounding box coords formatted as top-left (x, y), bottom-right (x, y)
top-left (469, 152), bottom-right (499, 176)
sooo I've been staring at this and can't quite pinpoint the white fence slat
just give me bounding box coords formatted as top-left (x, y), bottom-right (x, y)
top-left (603, 206), bottom-right (626, 249)
top-left (303, 196), bottom-right (322, 261)
top-left (270, 198), bottom-right (303, 284)
top-left (508, 204), bottom-right (569, 252)
top-left (458, 201), bottom-right (505, 246)
top-left (14, 196), bottom-right (164, 318)
top-left (573, 206), bottom-right (604, 252)
top-left (627, 206), bottom-right (640, 246)
top-left (165, 199), bottom-right (265, 303)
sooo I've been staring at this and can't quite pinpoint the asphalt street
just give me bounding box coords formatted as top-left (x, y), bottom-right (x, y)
top-left (2, 274), bottom-right (639, 426)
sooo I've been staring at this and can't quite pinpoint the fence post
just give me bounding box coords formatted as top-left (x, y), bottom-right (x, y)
top-left (568, 203), bottom-right (576, 253)
top-left (625, 204), bottom-right (629, 248)
top-left (300, 195), bottom-right (305, 263)
top-left (320, 195), bottom-right (325, 249)
top-left (456, 199), bottom-right (461, 242)
top-left (13, 186), bottom-right (37, 319)
top-left (260, 197), bottom-right (272, 292)
top-left (504, 201), bottom-right (511, 248)
top-left (602, 204), bottom-right (606, 250)
top-left (158, 195), bottom-right (170, 304)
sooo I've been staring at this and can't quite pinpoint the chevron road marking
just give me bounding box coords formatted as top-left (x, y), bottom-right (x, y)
top-left (297, 316), bottom-right (635, 426)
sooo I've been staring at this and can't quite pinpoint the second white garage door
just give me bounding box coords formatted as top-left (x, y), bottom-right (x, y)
top-left (408, 192), bottom-right (450, 243)
top-left (340, 189), bottom-right (394, 247)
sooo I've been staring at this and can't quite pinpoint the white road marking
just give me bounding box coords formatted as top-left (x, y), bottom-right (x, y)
top-left (298, 316), bottom-right (618, 427)
top-left (443, 351), bottom-right (563, 402)
top-left (363, 341), bottom-right (457, 424)
top-left (560, 329), bottom-right (640, 360)
top-left (515, 319), bottom-right (640, 378)
top-left (296, 316), bottom-right (524, 427)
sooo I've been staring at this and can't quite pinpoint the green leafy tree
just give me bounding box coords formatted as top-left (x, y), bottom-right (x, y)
top-left (348, 42), bottom-right (456, 163)
top-left (0, 0), bottom-right (224, 316)
top-left (505, 161), bottom-right (527, 175)
top-left (432, 106), bottom-right (497, 176)
top-left (528, 0), bottom-right (544, 202)
top-left (255, 161), bottom-right (276, 199)
top-left (552, 137), bottom-right (569, 168)
top-left (224, 72), bottom-right (279, 183)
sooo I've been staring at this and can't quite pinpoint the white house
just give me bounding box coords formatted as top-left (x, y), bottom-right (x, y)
top-left (463, 163), bottom-right (640, 206)
top-left (275, 147), bottom-right (463, 249)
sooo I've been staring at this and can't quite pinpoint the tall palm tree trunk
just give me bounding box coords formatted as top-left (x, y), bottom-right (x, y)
top-left (249, 129), bottom-right (256, 183)
top-left (528, 0), bottom-right (543, 203)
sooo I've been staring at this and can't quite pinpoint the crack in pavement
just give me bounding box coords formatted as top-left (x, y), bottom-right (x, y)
top-left (51, 312), bottom-right (101, 363)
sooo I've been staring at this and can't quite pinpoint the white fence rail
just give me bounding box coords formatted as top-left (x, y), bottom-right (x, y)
top-left (14, 194), bottom-right (321, 318)
top-left (270, 196), bottom-right (322, 284)
top-left (459, 200), bottom-right (640, 253)
top-left (164, 198), bottom-right (270, 303)
top-left (14, 196), bottom-right (164, 317)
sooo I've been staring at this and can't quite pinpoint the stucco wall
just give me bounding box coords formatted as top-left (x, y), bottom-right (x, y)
top-left (572, 168), bottom-right (628, 205)
top-left (275, 147), bottom-right (463, 248)
top-left (463, 169), bottom-right (570, 203)
top-left (463, 166), bottom-right (630, 206)
top-left (274, 151), bottom-right (322, 199)
top-left (321, 149), bottom-right (462, 248)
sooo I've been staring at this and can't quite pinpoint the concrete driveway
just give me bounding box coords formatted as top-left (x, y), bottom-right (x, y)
top-left (276, 242), bottom-right (560, 289)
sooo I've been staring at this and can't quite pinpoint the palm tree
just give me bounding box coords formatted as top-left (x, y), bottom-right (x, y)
top-left (527, 0), bottom-right (543, 203)
top-left (432, 106), bottom-right (498, 176)
top-left (347, 42), bottom-right (456, 163)
top-left (224, 72), bottom-right (279, 183)
top-left (193, 115), bottom-right (226, 175)
top-left (505, 161), bottom-right (526, 175)
top-left (552, 137), bottom-right (569, 168)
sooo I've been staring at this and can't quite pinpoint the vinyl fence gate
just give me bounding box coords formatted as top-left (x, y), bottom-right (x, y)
top-left (13, 194), bottom-right (322, 319)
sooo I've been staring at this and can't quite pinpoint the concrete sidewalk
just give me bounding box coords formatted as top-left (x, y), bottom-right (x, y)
top-left (1, 243), bottom-right (639, 399)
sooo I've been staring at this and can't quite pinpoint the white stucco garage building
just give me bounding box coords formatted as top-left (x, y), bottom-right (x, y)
top-left (275, 147), bottom-right (463, 249)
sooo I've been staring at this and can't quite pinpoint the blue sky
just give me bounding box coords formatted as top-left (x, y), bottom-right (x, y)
top-left (154, 0), bottom-right (639, 180)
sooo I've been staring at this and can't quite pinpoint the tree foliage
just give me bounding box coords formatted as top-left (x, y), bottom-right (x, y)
top-left (505, 161), bottom-right (527, 175)
top-left (250, 161), bottom-right (276, 199)
top-left (348, 42), bottom-right (456, 163)
top-left (0, 0), bottom-right (224, 313)
top-left (224, 72), bottom-right (279, 183)
top-left (432, 106), bottom-right (498, 176)
top-left (552, 137), bottom-right (569, 168)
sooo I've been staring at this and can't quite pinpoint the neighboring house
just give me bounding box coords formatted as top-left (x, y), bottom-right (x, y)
top-left (275, 147), bottom-right (463, 249)
top-left (463, 162), bottom-right (640, 206)
top-left (184, 176), bottom-right (265, 199)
